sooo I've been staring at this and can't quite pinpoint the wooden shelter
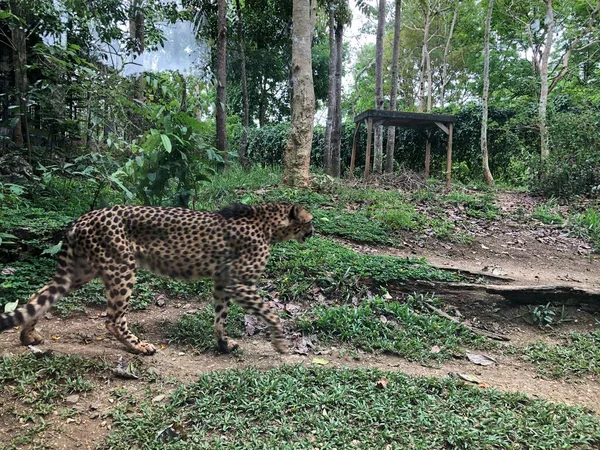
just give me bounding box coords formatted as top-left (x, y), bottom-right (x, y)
top-left (350, 110), bottom-right (457, 185)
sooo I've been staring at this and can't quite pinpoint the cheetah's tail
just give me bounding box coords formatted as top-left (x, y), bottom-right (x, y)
top-left (0, 242), bottom-right (75, 331)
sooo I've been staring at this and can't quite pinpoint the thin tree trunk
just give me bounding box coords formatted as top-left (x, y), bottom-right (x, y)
top-left (418, 2), bottom-right (431, 112)
top-left (235, 0), bottom-right (250, 166)
top-left (9, 0), bottom-right (26, 151)
top-left (331, 20), bottom-right (343, 178)
top-left (539, 0), bottom-right (554, 161)
top-left (216, 0), bottom-right (228, 154)
top-left (373, 0), bottom-right (386, 174)
top-left (481, 0), bottom-right (494, 185)
top-left (283, 0), bottom-right (316, 187)
top-left (385, 0), bottom-right (402, 174)
top-left (323, 4), bottom-right (337, 174)
top-left (129, 0), bottom-right (145, 100)
top-left (440, 0), bottom-right (459, 106)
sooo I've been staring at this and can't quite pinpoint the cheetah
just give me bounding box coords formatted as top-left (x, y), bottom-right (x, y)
top-left (0, 202), bottom-right (314, 355)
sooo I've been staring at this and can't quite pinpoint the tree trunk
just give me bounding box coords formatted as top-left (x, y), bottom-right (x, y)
top-left (418, 3), bottom-right (431, 112)
top-left (539, 0), bottom-right (554, 161)
top-left (9, 0), bottom-right (27, 151)
top-left (331, 20), bottom-right (343, 178)
top-left (373, 0), bottom-right (386, 174)
top-left (385, 0), bottom-right (402, 174)
top-left (481, 0), bottom-right (494, 185)
top-left (235, 0), bottom-right (249, 166)
top-left (323, 4), bottom-right (337, 174)
top-left (216, 0), bottom-right (228, 154)
top-left (129, 0), bottom-right (145, 100)
top-left (440, 0), bottom-right (459, 107)
top-left (283, 0), bottom-right (316, 187)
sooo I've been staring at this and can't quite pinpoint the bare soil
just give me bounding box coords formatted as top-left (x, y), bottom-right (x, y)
top-left (1, 190), bottom-right (600, 449)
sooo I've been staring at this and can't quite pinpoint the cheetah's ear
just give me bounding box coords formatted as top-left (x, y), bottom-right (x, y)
top-left (289, 204), bottom-right (301, 221)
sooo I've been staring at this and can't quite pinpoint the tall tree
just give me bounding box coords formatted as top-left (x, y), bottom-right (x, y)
top-left (373, 0), bottom-right (386, 174)
top-left (8, 0), bottom-right (28, 151)
top-left (235, 0), bottom-right (250, 165)
top-left (331, 16), bottom-right (344, 177)
top-left (216, 0), bottom-right (228, 154)
top-left (439, 0), bottom-right (459, 106)
top-left (283, 0), bottom-right (317, 187)
top-left (481, 0), bottom-right (494, 185)
top-left (323, 2), bottom-right (337, 174)
top-left (385, 0), bottom-right (402, 174)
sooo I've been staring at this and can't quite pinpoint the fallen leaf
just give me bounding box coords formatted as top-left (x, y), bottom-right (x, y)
top-left (112, 356), bottom-right (139, 380)
top-left (430, 345), bottom-right (441, 354)
top-left (152, 394), bottom-right (166, 403)
top-left (65, 394), bottom-right (80, 404)
top-left (28, 345), bottom-right (53, 358)
top-left (466, 353), bottom-right (497, 366)
top-left (376, 378), bottom-right (388, 388)
top-left (4, 300), bottom-right (18, 313)
top-left (456, 373), bottom-right (483, 384)
top-left (312, 358), bottom-right (329, 365)
top-left (51, 335), bottom-right (61, 341)
top-left (245, 314), bottom-right (261, 336)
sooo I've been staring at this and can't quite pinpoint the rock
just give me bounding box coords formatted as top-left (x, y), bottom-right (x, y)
top-left (66, 394), bottom-right (80, 404)
top-left (152, 394), bottom-right (166, 403)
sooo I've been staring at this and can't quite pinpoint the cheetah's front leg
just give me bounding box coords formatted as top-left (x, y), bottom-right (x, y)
top-left (227, 282), bottom-right (288, 354)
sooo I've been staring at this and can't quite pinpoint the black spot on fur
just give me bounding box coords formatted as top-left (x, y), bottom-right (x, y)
top-left (14, 310), bottom-right (24, 323)
top-left (26, 303), bottom-right (36, 316)
top-left (217, 203), bottom-right (256, 219)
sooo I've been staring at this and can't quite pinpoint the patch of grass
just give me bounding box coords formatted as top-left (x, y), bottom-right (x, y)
top-left (0, 353), bottom-right (108, 448)
top-left (312, 209), bottom-right (394, 245)
top-left (522, 330), bottom-right (600, 380)
top-left (444, 190), bottom-right (499, 220)
top-left (267, 238), bottom-right (460, 301)
top-left (166, 303), bottom-right (245, 352)
top-left (297, 295), bottom-right (488, 361)
top-left (532, 199), bottom-right (565, 225)
top-left (0, 259), bottom-right (56, 309)
top-left (104, 365), bottom-right (600, 449)
top-left (570, 207), bottom-right (600, 249)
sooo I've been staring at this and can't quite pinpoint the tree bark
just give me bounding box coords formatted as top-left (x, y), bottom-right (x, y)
top-left (216, 0), bottom-right (228, 154)
top-left (9, 0), bottom-right (27, 150)
top-left (418, 2), bottom-right (431, 112)
top-left (323, 4), bottom-right (337, 174)
top-left (129, 0), bottom-right (145, 100)
top-left (373, 0), bottom-right (386, 174)
top-left (235, 0), bottom-right (249, 166)
top-left (385, 0), bottom-right (402, 174)
top-left (539, 0), bottom-right (554, 161)
top-left (331, 20), bottom-right (343, 178)
top-left (440, 0), bottom-right (459, 107)
top-left (283, 0), bottom-right (316, 187)
top-left (481, 0), bottom-right (494, 185)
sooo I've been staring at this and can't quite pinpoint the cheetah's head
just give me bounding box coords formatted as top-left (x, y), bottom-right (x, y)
top-left (274, 204), bottom-right (314, 243)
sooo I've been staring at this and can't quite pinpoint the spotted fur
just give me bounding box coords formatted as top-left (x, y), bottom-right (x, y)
top-left (0, 202), bottom-right (314, 355)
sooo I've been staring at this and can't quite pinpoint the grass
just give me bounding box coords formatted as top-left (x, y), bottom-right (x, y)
top-left (103, 365), bottom-right (600, 450)
top-left (522, 330), bottom-right (600, 380)
top-left (0, 353), bottom-right (108, 448)
top-left (267, 237), bottom-right (460, 301)
top-left (570, 207), bottom-right (600, 249)
top-left (532, 199), bottom-right (565, 225)
top-left (297, 295), bottom-right (488, 362)
top-left (166, 303), bottom-right (245, 352)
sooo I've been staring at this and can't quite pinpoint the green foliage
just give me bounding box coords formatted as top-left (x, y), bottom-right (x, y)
top-left (267, 238), bottom-right (459, 301)
top-left (104, 365), bottom-right (600, 449)
top-left (443, 190), bottom-right (499, 220)
top-left (0, 259), bottom-right (56, 309)
top-left (166, 303), bottom-right (245, 352)
top-left (532, 203), bottom-right (565, 225)
top-left (312, 209), bottom-right (394, 245)
top-left (523, 330), bottom-right (600, 380)
top-left (570, 207), bottom-right (600, 249)
top-left (297, 295), bottom-right (488, 361)
top-left (119, 72), bottom-right (225, 206)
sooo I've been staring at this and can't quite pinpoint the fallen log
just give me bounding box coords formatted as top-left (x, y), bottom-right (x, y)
top-left (484, 284), bottom-right (600, 306)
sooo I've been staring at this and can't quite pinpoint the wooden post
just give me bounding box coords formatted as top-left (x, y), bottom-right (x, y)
top-left (446, 122), bottom-right (453, 187)
top-left (425, 130), bottom-right (431, 179)
top-left (349, 123), bottom-right (360, 179)
top-left (364, 118), bottom-right (373, 180)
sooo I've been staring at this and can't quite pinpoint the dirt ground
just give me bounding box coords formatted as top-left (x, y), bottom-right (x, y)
top-left (1, 190), bottom-right (599, 449)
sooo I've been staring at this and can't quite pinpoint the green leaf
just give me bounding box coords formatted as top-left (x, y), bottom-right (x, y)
top-left (312, 358), bottom-right (329, 365)
top-left (42, 241), bottom-right (63, 256)
top-left (161, 134), bottom-right (172, 153)
top-left (4, 300), bottom-right (19, 313)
